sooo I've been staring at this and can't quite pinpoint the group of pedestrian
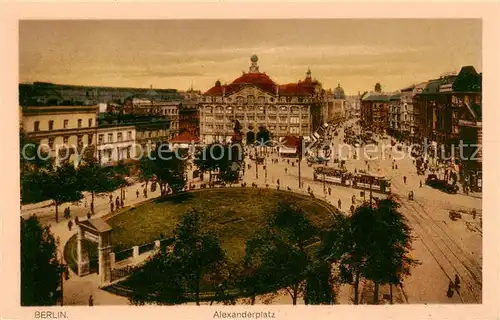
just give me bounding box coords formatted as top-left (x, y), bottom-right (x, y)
top-left (109, 195), bottom-right (124, 212)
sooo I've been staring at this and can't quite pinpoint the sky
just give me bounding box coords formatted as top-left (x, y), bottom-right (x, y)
top-left (19, 19), bottom-right (482, 95)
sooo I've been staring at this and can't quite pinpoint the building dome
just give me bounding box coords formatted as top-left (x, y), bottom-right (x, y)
top-left (250, 54), bottom-right (258, 63)
top-left (333, 83), bottom-right (345, 99)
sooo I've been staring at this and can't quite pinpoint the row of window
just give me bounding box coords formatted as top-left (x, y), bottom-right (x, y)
top-left (98, 131), bottom-right (134, 144)
top-left (46, 134), bottom-right (94, 148)
top-left (203, 105), bottom-right (309, 113)
top-left (33, 118), bottom-right (93, 132)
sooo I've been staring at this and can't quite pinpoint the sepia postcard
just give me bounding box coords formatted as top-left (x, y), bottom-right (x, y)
top-left (1, 2), bottom-right (499, 320)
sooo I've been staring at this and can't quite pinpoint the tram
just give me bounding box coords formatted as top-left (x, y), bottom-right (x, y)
top-left (313, 167), bottom-right (352, 186)
top-left (352, 172), bottom-right (391, 194)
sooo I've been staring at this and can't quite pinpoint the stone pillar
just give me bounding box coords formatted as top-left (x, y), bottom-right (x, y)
top-left (109, 252), bottom-right (116, 269)
top-left (133, 246), bottom-right (139, 259)
top-left (98, 232), bottom-right (112, 285)
top-left (77, 227), bottom-right (89, 276)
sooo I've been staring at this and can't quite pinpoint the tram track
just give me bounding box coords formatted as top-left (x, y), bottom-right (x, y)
top-left (389, 175), bottom-right (482, 303)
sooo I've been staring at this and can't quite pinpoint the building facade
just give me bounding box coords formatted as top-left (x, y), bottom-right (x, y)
top-left (360, 93), bottom-right (390, 133)
top-left (21, 105), bottom-right (99, 166)
top-left (388, 93), bottom-right (401, 136)
top-left (199, 55), bottom-right (330, 143)
top-left (179, 89), bottom-right (201, 137)
top-left (96, 126), bottom-right (137, 166)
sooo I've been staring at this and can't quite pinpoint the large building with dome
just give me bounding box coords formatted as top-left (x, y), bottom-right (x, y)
top-left (198, 55), bottom-right (344, 143)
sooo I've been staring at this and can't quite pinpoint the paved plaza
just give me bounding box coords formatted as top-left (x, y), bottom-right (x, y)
top-left (20, 118), bottom-right (482, 306)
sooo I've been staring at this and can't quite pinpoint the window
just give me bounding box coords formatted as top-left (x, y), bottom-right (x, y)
top-left (34, 121), bottom-right (40, 132)
top-left (128, 131), bottom-right (132, 141)
top-left (77, 119), bottom-right (82, 128)
top-left (63, 136), bottom-right (69, 145)
top-left (48, 120), bottom-right (54, 131)
top-left (98, 134), bottom-right (104, 144)
top-left (88, 119), bottom-right (93, 127)
top-left (48, 138), bottom-right (54, 148)
top-left (88, 134), bottom-right (93, 145)
top-left (117, 132), bottom-right (123, 142)
top-left (107, 133), bottom-right (113, 143)
top-left (63, 119), bottom-right (69, 129)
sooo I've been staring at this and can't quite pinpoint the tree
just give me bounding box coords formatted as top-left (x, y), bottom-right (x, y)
top-left (319, 207), bottom-right (372, 304)
top-left (43, 162), bottom-right (83, 222)
top-left (362, 197), bottom-right (419, 304)
top-left (194, 143), bottom-right (243, 184)
top-left (127, 251), bottom-right (187, 305)
top-left (256, 126), bottom-right (271, 146)
top-left (304, 259), bottom-right (337, 305)
top-left (113, 160), bottom-right (132, 200)
top-left (21, 215), bottom-right (64, 306)
top-left (173, 209), bottom-right (227, 305)
top-left (242, 202), bottom-right (319, 305)
top-left (374, 83), bottom-right (382, 93)
top-left (78, 156), bottom-right (117, 213)
top-left (19, 130), bottom-right (51, 175)
top-left (139, 147), bottom-right (186, 195)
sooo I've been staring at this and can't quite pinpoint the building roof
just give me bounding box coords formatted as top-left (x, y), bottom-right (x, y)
top-left (281, 135), bottom-right (300, 148)
top-left (452, 65), bottom-right (481, 92)
top-left (333, 83), bottom-right (345, 99)
top-left (362, 94), bottom-right (390, 102)
top-left (389, 93), bottom-right (401, 100)
top-left (278, 83), bottom-right (312, 96)
top-left (79, 218), bottom-right (113, 233)
top-left (170, 131), bottom-right (200, 143)
top-left (423, 79), bottom-right (443, 93)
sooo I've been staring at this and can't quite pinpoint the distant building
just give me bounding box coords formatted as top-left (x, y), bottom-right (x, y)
top-left (400, 82), bottom-right (426, 143)
top-left (95, 126), bottom-right (137, 166)
top-left (20, 105), bottom-right (99, 166)
top-left (360, 93), bottom-right (390, 133)
top-left (199, 55), bottom-right (330, 144)
top-left (388, 93), bottom-right (402, 137)
top-left (179, 89), bottom-right (201, 137)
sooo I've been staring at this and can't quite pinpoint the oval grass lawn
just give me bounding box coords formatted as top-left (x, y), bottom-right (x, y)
top-left (105, 188), bottom-right (338, 262)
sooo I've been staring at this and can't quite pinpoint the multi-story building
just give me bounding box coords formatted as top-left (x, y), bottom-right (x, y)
top-left (199, 55), bottom-right (328, 144)
top-left (388, 93), bottom-right (401, 137)
top-left (323, 84), bottom-right (346, 124)
top-left (97, 114), bottom-right (173, 156)
top-left (126, 98), bottom-right (180, 133)
top-left (414, 66), bottom-right (482, 188)
top-left (96, 126), bottom-right (137, 166)
top-left (179, 89), bottom-right (201, 137)
top-left (345, 94), bottom-right (361, 119)
top-left (19, 82), bottom-right (181, 107)
top-left (400, 82), bottom-right (426, 143)
top-left (20, 105), bottom-right (99, 166)
top-left (360, 93), bottom-right (390, 133)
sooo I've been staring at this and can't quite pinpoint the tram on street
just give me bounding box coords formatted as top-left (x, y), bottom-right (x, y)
top-left (313, 167), bottom-right (352, 186)
top-left (352, 172), bottom-right (391, 194)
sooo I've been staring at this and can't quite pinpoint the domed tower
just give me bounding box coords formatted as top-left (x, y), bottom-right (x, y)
top-left (249, 54), bottom-right (260, 73)
top-left (333, 83), bottom-right (345, 99)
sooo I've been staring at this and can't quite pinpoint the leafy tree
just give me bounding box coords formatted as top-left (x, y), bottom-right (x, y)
top-left (78, 156), bottom-right (117, 213)
top-left (319, 207), bottom-right (371, 304)
top-left (113, 160), bottom-right (133, 200)
top-left (144, 147), bottom-right (187, 194)
top-left (256, 126), bottom-right (271, 146)
top-left (19, 130), bottom-right (51, 175)
top-left (21, 170), bottom-right (50, 205)
top-left (173, 209), bottom-right (227, 305)
top-left (21, 215), bottom-right (64, 306)
top-left (374, 83), bottom-right (382, 93)
top-left (304, 259), bottom-right (337, 305)
top-left (242, 202), bottom-right (319, 305)
top-left (194, 143), bottom-right (242, 184)
top-left (127, 251), bottom-right (187, 305)
top-left (43, 162), bottom-right (83, 222)
top-left (362, 197), bottom-right (419, 304)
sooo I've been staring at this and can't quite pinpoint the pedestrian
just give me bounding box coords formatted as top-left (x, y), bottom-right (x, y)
top-left (84, 198), bottom-right (87, 208)
top-left (395, 164), bottom-right (398, 170)
top-left (403, 176), bottom-right (407, 184)
top-left (121, 198), bottom-right (124, 208)
top-left (87, 212), bottom-right (91, 219)
top-left (115, 197), bottom-right (120, 209)
top-left (454, 274), bottom-right (461, 291)
top-left (277, 178), bottom-right (280, 186)
top-left (136, 189), bottom-right (139, 198)
top-left (75, 216), bottom-right (79, 225)
top-left (110, 202), bottom-right (114, 212)
top-left (420, 181), bottom-right (423, 188)
top-left (472, 210), bottom-right (477, 220)
top-left (328, 187), bottom-right (331, 195)
top-left (307, 186), bottom-right (311, 193)
top-left (67, 219), bottom-right (73, 231)
top-left (143, 188), bottom-right (148, 198)
top-left (285, 167), bottom-right (288, 174)
top-left (109, 194), bottom-right (113, 203)
top-left (350, 204), bottom-right (355, 213)
top-left (338, 199), bottom-right (342, 209)
top-left (89, 295), bottom-right (94, 306)
top-left (352, 195), bottom-right (356, 204)
top-left (446, 281), bottom-right (454, 298)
